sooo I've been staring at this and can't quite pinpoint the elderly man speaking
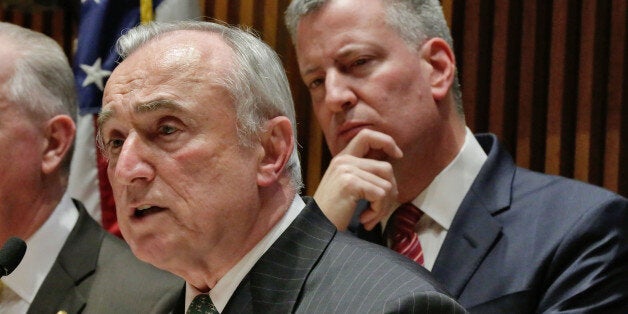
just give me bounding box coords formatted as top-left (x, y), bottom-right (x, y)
top-left (98, 21), bottom-right (466, 313)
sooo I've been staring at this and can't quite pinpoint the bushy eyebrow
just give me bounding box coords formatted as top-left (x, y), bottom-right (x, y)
top-left (98, 100), bottom-right (186, 128)
top-left (97, 108), bottom-right (114, 130)
top-left (301, 46), bottom-right (364, 78)
top-left (97, 99), bottom-right (189, 146)
top-left (136, 100), bottom-right (184, 113)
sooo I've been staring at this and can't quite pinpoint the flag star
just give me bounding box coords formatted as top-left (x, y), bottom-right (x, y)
top-left (80, 58), bottom-right (111, 91)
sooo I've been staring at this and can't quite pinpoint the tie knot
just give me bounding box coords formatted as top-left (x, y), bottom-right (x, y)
top-left (187, 294), bottom-right (219, 314)
top-left (392, 203), bottom-right (423, 230)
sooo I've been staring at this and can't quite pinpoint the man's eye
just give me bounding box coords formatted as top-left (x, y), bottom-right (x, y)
top-left (159, 125), bottom-right (178, 135)
top-left (102, 138), bottom-right (124, 159)
top-left (108, 138), bottom-right (124, 148)
top-left (351, 58), bottom-right (368, 67)
top-left (309, 78), bottom-right (324, 89)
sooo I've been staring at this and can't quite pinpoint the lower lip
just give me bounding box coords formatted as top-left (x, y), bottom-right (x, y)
top-left (339, 125), bottom-right (367, 142)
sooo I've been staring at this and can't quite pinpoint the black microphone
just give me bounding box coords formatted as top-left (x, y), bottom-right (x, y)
top-left (0, 237), bottom-right (27, 277)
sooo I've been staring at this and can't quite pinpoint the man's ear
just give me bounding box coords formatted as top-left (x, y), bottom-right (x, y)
top-left (421, 38), bottom-right (456, 101)
top-left (41, 115), bottom-right (76, 174)
top-left (257, 116), bottom-right (294, 187)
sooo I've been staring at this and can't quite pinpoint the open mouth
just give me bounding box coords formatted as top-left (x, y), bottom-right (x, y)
top-left (134, 205), bottom-right (166, 218)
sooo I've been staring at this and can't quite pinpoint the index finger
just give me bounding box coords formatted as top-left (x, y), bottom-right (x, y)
top-left (341, 129), bottom-right (403, 160)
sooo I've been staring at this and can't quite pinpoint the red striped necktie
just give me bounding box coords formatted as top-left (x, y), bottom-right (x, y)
top-left (389, 203), bottom-right (425, 265)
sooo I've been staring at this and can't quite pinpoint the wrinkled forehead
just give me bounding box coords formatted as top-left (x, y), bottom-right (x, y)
top-left (125, 30), bottom-right (233, 76)
top-left (103, 30), bottom-right (234, 101)
top-left (100, 30), bottom-right (235, 125)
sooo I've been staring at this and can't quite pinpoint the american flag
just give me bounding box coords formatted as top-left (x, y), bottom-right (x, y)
top-left (68, 0), bottom-right (200, 237)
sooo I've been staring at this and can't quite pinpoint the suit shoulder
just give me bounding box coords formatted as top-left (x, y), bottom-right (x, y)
top-left (511, 167), bottom-right (627, 217)
top-left (84, 233), bottom-right (183, 313)
top-left (98, 232), bottom-right (181, 284)
top-left (331, 232), bottom-right (441, 288)
top-left (297, 231), bottom-right (461, 312)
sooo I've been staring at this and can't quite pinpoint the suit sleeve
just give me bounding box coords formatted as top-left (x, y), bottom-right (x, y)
top-left (382, 290), bottom-right (467, 313)
top-left (539, 196), bottom-right (628, 313)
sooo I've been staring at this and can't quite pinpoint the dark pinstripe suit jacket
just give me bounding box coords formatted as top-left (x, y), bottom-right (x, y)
top-left (173, 197), bottom-right (466, 313)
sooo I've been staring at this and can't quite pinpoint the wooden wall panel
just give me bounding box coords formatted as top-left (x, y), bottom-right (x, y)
top-left (0, 4), bottom-right (74, 59)
top-left (2, 0), bottom-right (626, 197)
top-left (515, 0), bottom-right (536, 169)
top-left (451, 0), bottom-right (627, 197)
top-left (605, 1), bottom-right (627, 193)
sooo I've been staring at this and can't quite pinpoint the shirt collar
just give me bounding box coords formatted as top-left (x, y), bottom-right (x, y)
top-left (2, 194), bottom-right (79, 303)
top-left (413, 128), bottom-right (487, 230)
top-left (185, 195), bottom-right (305, 312)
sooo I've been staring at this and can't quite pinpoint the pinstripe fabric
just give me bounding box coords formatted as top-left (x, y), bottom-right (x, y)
top-left (222, 197), bottom-right (466, 313)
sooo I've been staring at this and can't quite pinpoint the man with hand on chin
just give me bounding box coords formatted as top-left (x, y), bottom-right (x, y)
top-left (285, 0), bottom-right (628, 312)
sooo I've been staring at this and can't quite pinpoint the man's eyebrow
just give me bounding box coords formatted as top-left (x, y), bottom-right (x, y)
top-left (136, 100), bottom-right (185, 113)
top-left (98, 100), bottom-right (187, 128)
top-left (97, 108), bottom-right (115, 129)
top-left (301, 46), bottom-right (362, 77)
top-left (301, 64), bottom-right (321, 78)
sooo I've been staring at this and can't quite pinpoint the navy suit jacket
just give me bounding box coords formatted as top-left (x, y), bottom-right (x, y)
top-left (27, 200), bottom-right (183, 313)
top-left (355, 133), bottom-right (628, 313)
top-left (173, 197), bottom-right (466, 313)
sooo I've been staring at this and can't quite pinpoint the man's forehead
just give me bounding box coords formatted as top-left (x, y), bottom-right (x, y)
top-left (107, 30), bottom-right (234, 94)
top-left (100, 30), bottom-right (234, 127)
top-left (132, 30), bottom-right (232, 66)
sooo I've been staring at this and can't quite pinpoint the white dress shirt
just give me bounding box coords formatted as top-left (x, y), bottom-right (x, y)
top-left (185, 195), bottom-right (305, 313)
top-left (0, 194), bottom-right (79, 313)
top-left (385, 128), bottom-right (487, 270)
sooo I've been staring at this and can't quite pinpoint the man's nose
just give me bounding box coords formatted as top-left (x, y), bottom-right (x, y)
top-left (110, 133), bottom-right (155, 186)
top-left (323, 71), bottom-right (357, 113)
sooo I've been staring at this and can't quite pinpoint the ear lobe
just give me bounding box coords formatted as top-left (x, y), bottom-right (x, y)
top-left (257, 116), bottom-right (295, 187)
top-left (42, 115), bottom-right (76, 174)
top-left (422, 38), bottom-right (456, 101)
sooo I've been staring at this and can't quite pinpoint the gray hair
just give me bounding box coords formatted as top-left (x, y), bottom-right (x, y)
top-left (285, 0), bottom-right (463, 115)
top-left (114, 21), bottom-right (303, 190)
top-left (0, 22), bottom-right (77, 175)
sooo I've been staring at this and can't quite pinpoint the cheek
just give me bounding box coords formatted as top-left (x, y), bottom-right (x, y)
top-left (168, 146), bottom-right (248, 202)
top-left (313, 105), bottom-right (336, 138)
top-left (9, 144), bottom-right (43, 178)
top-left (106, 161), bottom-right (126, 198)
top-left (313, 101), bottom-right (332, 123)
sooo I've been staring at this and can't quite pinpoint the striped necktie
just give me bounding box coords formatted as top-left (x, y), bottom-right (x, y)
top-left (388, 203), bottom-right (425, 265)
top-left (187, 294), bottom-right (219, 314)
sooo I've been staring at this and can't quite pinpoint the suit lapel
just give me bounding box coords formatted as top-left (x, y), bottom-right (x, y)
top-left (431, 134), bottom-right (513, 298)
top-left (28, 200), bottom-right (103, 314)
top-left (223, 197), bottom-right (335, 313)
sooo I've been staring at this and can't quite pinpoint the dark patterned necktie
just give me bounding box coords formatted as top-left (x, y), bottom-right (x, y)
top-left (187, 294), bottom-right (219, 314)
top-left (389, 203), bottom-right (425, 265)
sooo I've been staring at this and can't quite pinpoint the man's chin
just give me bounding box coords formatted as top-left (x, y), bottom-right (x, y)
top-left (128, 238), bottom-right (171, 267)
